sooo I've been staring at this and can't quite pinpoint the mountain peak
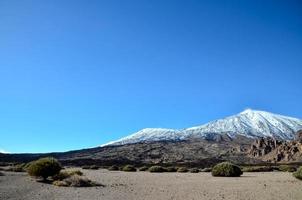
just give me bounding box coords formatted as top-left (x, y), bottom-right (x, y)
top-left (104, 110), bottom-right (302, 146)
top-left (240, 108), bottom-right (255, 114)
top-left (239, 108), bottom-right (269, 115)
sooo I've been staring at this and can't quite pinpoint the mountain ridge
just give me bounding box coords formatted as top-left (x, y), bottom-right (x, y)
top-left (104, 109), bottom-right (302, 146)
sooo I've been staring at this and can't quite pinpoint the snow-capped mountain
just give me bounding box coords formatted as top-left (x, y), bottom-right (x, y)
top-left (104, 109), bottom-right (302, 146)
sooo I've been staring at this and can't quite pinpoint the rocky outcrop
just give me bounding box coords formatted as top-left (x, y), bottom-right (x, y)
top-left (248, 130), bottom-right (302, 163)
top-left (249, 137), bottom-right (282, 157)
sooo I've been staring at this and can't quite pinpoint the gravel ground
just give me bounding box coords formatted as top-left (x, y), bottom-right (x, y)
top-left (1, 169), bottom-right (302, 200)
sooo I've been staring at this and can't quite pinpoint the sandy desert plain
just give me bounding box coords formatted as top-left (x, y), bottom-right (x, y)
top-left (1, 168), bottom-right (302, 200)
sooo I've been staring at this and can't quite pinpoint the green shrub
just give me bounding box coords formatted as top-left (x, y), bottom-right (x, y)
top-left (242, 166), bottom-right (275, 172)
top-left (148, 166), bottom-right (167, 173)
top-left (200, 168), bottom-right (212, 172)
top-left (108, 165), bottom-right (119, 171)
top-left (293, 166), bottom-right (302, 180)
top-left (189, 168), bottom-right (200, 173)
top-left (212, 162), bottom-right (242, 177)
top-left (27, 157), bottom-right (62, 180)
top-left (122, 165), bottom-right (136, 172)
top-left (177, 167), bottom-right (188, 173)
top-left (278, 165), bottom-right (297, 172)
top-left (138, 166), bottom-right (149, 171)
top-left (166, 167), bottom-right (177, 172)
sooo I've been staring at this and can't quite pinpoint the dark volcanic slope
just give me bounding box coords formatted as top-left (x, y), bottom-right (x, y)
top-left (0, 135), bottom-right (258, 167)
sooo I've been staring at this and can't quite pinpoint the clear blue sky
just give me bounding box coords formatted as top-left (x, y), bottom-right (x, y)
top-left (0, 0), bottom-right (301, 153)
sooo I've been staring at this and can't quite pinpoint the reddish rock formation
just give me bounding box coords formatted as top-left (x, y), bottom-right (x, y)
top-left (248, 130), bottom-right (302, 163)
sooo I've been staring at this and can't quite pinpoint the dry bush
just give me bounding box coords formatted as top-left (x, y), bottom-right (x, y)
top-left (53, 170), bottom-right (83, 181)
top-left (7, 164), bottom-right (26, 172)
top-left (138, 166), bottom-right (149, 171)
top-left (242, 166), bottom-right (276, 172)
top-left (189, 168), bottom-right (200, 173)
top-left (64, 175), bottom-right (102, 187)
top-left (108, 165), bottom-right (119, 171)
top-left (122, 165), bottom-right (136, 172)
top-left (200, 168), bottom-right (212, 172)
top-left (148, 166), bottom-right (167, 173)
top-left (166, 167), bottom-right (177, 172)
top-left (177, 167), bottom-right (188, 173)
top-left (278, 165), bottom-right (297, 172)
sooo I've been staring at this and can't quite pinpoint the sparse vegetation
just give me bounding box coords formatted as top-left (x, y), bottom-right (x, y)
top-left (148, 166), bottom-right (167, 173)
top-left (53, 175), bottom-right (103, 187)
top-left (293, 166), bottom-right (302, 180)
top-left (122, 165), bottom-right (136, 172)
top-left (212, 162), bottom-right (242, 177)
top-left (241, 166), bottom-right (276, 172)
top-left (89, 165), bottom-right (100, 170)
top-left (7, 163), bottom-right (26, 172)
top-left (108, 165), bottom-right (119, 171)
top-left (189, 168), bottom-right (199, 173)
top-left (278, 165), bottom-right (297, 172)
top-left (53, 180), bottom-right (70, 187)
top-left (8, 166), bottom-right (24, 172)
top-left (166, 167), bottom-right (177, 172)
top-left (177, 167), bottom-right (188, 173)
top-left (53, 170), bottom-right (83, 181)
top-left (82, 165), bottom-right (100, 170)
top-left (138, 166), bottom-right (149, 171)
top-left (200, 168), bottom-right (212, 172)
top-left (27, 157), bottom-right (62, 180)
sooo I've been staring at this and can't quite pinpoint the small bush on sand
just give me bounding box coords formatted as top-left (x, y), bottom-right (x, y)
top-left (293, 166), bottom-right (302, 180)
top-left (177, 167), bottom-right (188, 173)
top-left (27, 157), bottom-right (62, 180)
top-left (8, 166), bottom-right (24, 172)
top-left (82, 165), bottom-right (100, 170)
top-left (53, 180), bottom-right (69, 187)
top-left (53, 175), bottom-right (103, 187)
top-left (65, 175), bottom-right (100, 187)
top-left (7, 163), bottom-right (26, 172)
top-left (166, 167), bottom-right (177, 172)
top-left (212, 162), bottom-right (242, 177)
top-left (242, 166), bottom-right (276, 172)
top-left (53, 170), bottom-right (83, 181)
top-left (139, 166), bottom-right (149, 171)
top-left (148, 166), bottom-right (167, 173)
top-left (279, 165), bottom-right (297, 172)
top-left (200, 168), bottom-right (212, 172)
top-left (89, 165), bottom-right (100, 170)
top-left (189, 168), bottom-right (200, 173)
top-left (108, 165), bottom-right (119, 171)
top-left (122, 165), bottom-right (136, 172)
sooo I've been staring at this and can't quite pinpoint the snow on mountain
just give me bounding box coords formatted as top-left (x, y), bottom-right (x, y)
top-left (104, 109), bottom-right (302, 146)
